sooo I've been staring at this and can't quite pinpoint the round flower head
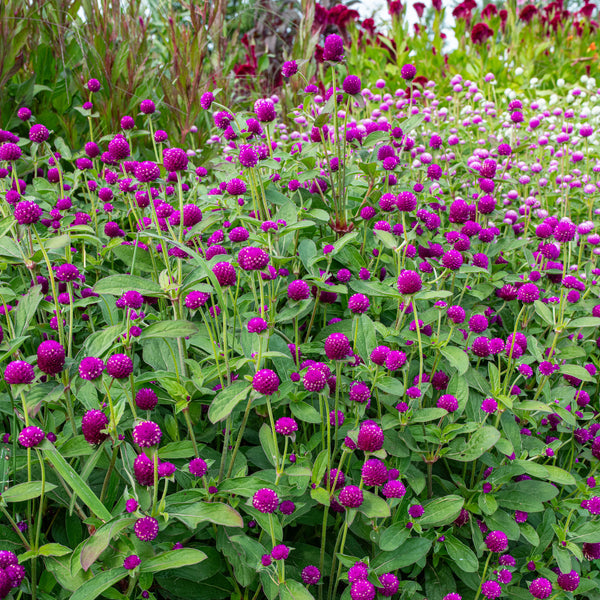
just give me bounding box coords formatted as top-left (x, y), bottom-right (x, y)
top-left (252, 369), bottom-right (280, 395)
top-left (254, 99), bottom-right (276, 123)
top-left (361, 458), bottom-right (388, 486)
top-left (383, 479), bottom-right (406, 498)
top-left (17, 107), bottom-right (32, 120)
top-left (81, 410), bottom-right (109, 445)
top-left (14, 200), bottom-right (43, 225)
top-left (275, 417), bottom-right (298, 436)
top-left (348, 293), bottom-right (370, 314)
top-left (55, 263), bottom-right (79, 282)
top-left (200, 91), bottom-right (214, 109)
top-left (140, 99), bottom-right (156, 114)
top-left (124, 555), bottom-right (141, 570)
top-left (0, 143), bottom-right (22, 162)
top-left (247, 317), bottom-right (268, 334)
top-left (4, 360), bottom-right (35, 385)
top-left (517, 283), bottom-right (540, 304)
top-left (348, 561), bottom-right (369, 582)
top-left (212, 262), bottom-right (237, 287)
top-left (189, 457), bottom-right (207, 477)
top-left (442, 249), bottom-right (463, 270)
top-left (357, 420), bottom-right (384, 452)
top-left (18, 426), bottom-right (45, 448)
top-left (135, 161), bottom-right (160, 183)
top-left (350, 579), bottom-right (375, 600)
top-left (79, 357), bottom-right (105, 381)
top-left (338, 485), bottom-right (364, 508)
top-left (37, 340), bottom-right (65, 376)
top-left (343, 75), bottom-right (362, 95)
top-left (271, 544), bottom-right (289, 560)
top-left (107, 135), bottom-right (130, 160)
top-left (529, 578), bottom-right (552, 599)
top-left (437, 394), bottom-right (458, 412)
top-left (239, 145), bottom-right (258, 168)
top-left (323, 34), bottom-right (344, 62)
top-left (401, 63), bottom-right (417, 80)
top-left (279, 500), bottom-right (295, 515)
top-left (252, 488), bottom-right (278, 513)
top-left (485, 530), bottom-right (508, 552)
top-left (443, 595), bottom-right (462, 600)
top-left (132, 421), bottom-right (162, 447)
top-left (163, 147), bottom-right (188, 172)
top-left (29, 124), bottom-right (49, 144)
top-left (481, 580), bottom-right (502, 599)
top-left (281, 60), bottom-right (298, 77)
top-left (378, 572), bottom-right (399, 597)
top-left (185, 291), bottom-right (210, 310)
top-left (134, 516), bottom-right (159, 541)
top-left (301, 565), bottom-right (321, 585)
top-left (557, 570), bottom-right (579, 592)
top-left (303, 368), bottom-right (327, 392)
top-left (288, 280), bottom-right (310, 301)
top-left (238, 246), bottom-right (270, 270)
top-left (106, 353), bottom-right (133, 379)
top-left (349, 381), bottom-right (371, 403)
top-left (134, 454), bottom-right (155, 486)
top-left (397, 270), bottom-right (422, 294)
top-left (324, 333), bottom-right (351, 360)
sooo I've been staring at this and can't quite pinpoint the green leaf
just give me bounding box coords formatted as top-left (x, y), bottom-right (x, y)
top-left (478, 493), bottom-right (498, 516)
top-left (140, 320), bottom-right (198, 339)
top-left (94, 274), bottom-right (163, 296)
top-left (208, 382), bottom-right (250, 423)
top-left (81, 325), bottom-right (123, 358)
top-left (569, 520), bottom-right (600, 543)
top-left (519, 523), bottom-right (540, 546)
top-left (310, 487), bottom-right (330, 507)
top-left (140, 548), bottom-right (207, 573)
top-left (358, 491), bottom-right (391, 519)
top-left (496, 480), bottom-right (559, 512)
top-left (441, 346), bottom-right (469, 375)
top-left (2, 480), bottom-right (57, 502)
top-left (374, 230), bottom-right (398, 250)
top-left (445, 535), bottom-right (479, 573)
top-left (280, 579), bottom-right (315, 600)
top-left (355, 314), bottom-right (377, 363)
top-left (420, 495), bottom-right (464, 527)
top-left (290, 401), bottom-right (321, 424)
top-left (446, 427), bottom-right (501, 462)
top-left (411, 408), bottom-right (448, 423)
top-left (13, 285), bottom-right (42, 338)
top-left (171, 502), bottom-right (244, 529)
top-left (19, 543), bottom-right (71, 561)
top-left (372, 538), bottom-right (432, 574)
top-left (379, 523), bottom-right (409, 551)
top-left (533, 300), bottom-right (553, 326)
top-left (80, 517), bottom-right (136, 571)
top-left (259, 423), bottom-right (278, 467)
top-left (71, 567), bottom-right (127, 600)
top-left (54, 136), bottom-right (73, 160)
top-left (559, 364), bottom-right (594, 382)
top-left (567, 316), bottom-right (600, 328)
top-left (41, 441), bottom-right (112, 522)
top-left (275, 299), bottom-right (312, 324)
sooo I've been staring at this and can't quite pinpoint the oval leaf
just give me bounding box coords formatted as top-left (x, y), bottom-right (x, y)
top-left (2, 481), bottom-right (57, 502)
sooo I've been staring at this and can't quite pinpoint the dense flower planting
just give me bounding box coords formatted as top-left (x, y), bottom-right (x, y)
top-left (1, 14), bottom-right (600, 600)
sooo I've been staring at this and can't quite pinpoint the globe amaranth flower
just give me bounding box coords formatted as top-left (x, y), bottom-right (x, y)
top-left (370, 345), bottom-right (390, 365)
top-left (37, 340), bottom-right (65, 376)
top-left (79, 357), bottom-right (105, 380)
top-left (401, 63), bottom-right (417, 80)
top-left (238, 246), bottom-right (269, 270)
top-left (348, 293), bottom-right (370, 314)
top-left (529, 578), bottom-right (552, 599)
top-left (301, 565), bottom-right (321, 585)
top-left (324, 333), bottom-right (351, 360)
top-left (557, 570), bottom-right (580, 592)
top-left (200, 92), bottom-right (214, 110)
top-left (82, 410), bottom-right (109, 445)
top-left (106, 353), bottom-right (133, 379)
top-left (437, 394), bottom-right (458, 412)
top-left (14, 200), bottom-right (43, 225)
top-left (212, 262), bottom-right (237, 287)
top-left (252, 369), bottom-right (280, 395)
top-left (252, 488), bottom-right (279, 513)
top-left (481, 580), bottom-right (502, 599)
top-left (55, 263), bottom-right (79, 282)
top-left (349, 381), bottom-right (371, 403)
top-left (124, 555), bottom-right (141, 570)
top-left (279, 500), bottom-right (295, 515)
top-left (343, 75), bottom-right (361, 95)
top-left (397, 270), bottom-right (422, 294)
top-left (338, 485), bottom-right (363, 508)
top-left (517, 282), bottom-right (540, 303)
top-left (134, 516), bottom-right (159, 541)
top-left (323, 34), bottom-right (344, 62)
top-left (485, 530), bottom-right (508, 552)
top-left (281, 61), bottom-right (298, 78)
top-left (288, 279), bottom-right (310, 300)
top-left (271, 544), bottom-right (289, 560)
top-left (189, 457), bottom-right (207, 477)
top-left (303, 367), bottom-right (327, 392)
top-left (348, 561), bottom-right (369, 582)
top-left (247, 317), bottom-right (268, 334)
top-left (350, 579), bottom-right (375, 600)
top-left (254, 99), bottom-right (276, 122)
top-left (163, 147), bottom-right (188, 172)
top-left (357, 420), bottom-right (384, 452)
top-left (18, 426), bottom-right (45, 448)
top-left (361, 458), bottom-right (388, 486)
top-left (5, 360), bottom-right (35, 385)
top-left (132, 421), bottom-right (162, 447)
top-left (383, 479), bottom-right (406, 498)
top-left (274, 417), bottom-right (298, 436)
top-left (378, 572), bottom-right (399, 597)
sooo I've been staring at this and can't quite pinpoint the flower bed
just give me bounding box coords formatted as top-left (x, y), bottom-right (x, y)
top-left (0, 31), bottom-right (599, 600)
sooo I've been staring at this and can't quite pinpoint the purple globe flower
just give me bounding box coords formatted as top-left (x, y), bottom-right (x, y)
top-left (397, 270), bottom-right (422, 294)
top-left (124, 554), bottom-right (141, 570)
top-left (132, 421), bottom-right (162, 447)
top-left (212, 262), bottom-right (237, 287)
top-left (279, 500), bottom-right (295, 515)
top-left (343, 75), bottom-right (362, 95)
top-left (517, 283), bottom-right (540, 304)
top-left (301, 565), bottom-right (321, 585)
top-left (348, 561), bottom-right (369, 582)
top-left (134, 516), bottom-right (159, 541)
top-left (382, 479), bottom-right (406, 498)
top-left (357, 420), bottom-right (384, 452)
top-left (324, 333), bottom-right (351, 360)
top-left (252, 369), bottom-right (280, 395)
top-left (200, 92), bottom-right (214, 110)
top-left (140, 99), bottom-right (156, 114)
top-left (81, 410), bottom-right (109, 445)
top-left (281, 60), bottom-right (298, 77)
top-left (37, 340), bottom-right (65, 376)
top-left (288, 280), bottom-right (310, 300)
top-left (247, 317), bottom-right (268, 333)
top-left (239, 145), bottom-right (259, 168)
top-left (350, 579), bottom-right (376, 600)
top-left (437, 394), bottom-right (458, 412)
top-left (252, 488), bottom-right (278, 513)
top-left (408, 504), bottom-right (424, 518)
top-left (18, 426), bottom-right (45, 448)
top-left (557, 570), bottom-right (579, 592)
top-left (271, 544), bottom-right (289, 560)
top-left (0, 143), bottom-right (22, 161)
top-left (378, 572), bottom-right (399, 597)
top-left (529, 578), bottom-right (552, 599)
top-left (189, 457), bottom-right (208, 477)
top-left (348, 293), bottom-right (370, 314)
top-left (163, 147), bottom-right (188, 172)
top-left (323, 34), bottom-right (344, 62)
top-left (254, 99), bottom-right (276, 123)
top-left (485, 530), bottom-right (508, 552)
top-left (134, 454), bottom-right (155, 486)
top-left (106, 353), bottom-right (133, 379)
top-left (349, 381), bottom-right (371, 403)
top-left (275, 417), bottom-right (298, 436)
top-left (401, 64), bottom-right (417, 80)
top-left (135, 161), bottom-right (160, 183)
top-left (339, 485), bottom-right (364, 508)
top-left (29, 124), bottom-right (49, 144)
top-left (4, 361), bottom-right (35, 385)
top-left (481, 580), bottom-right (502, 599)
top-left (55, 263), bottom-right (79, 282)
top-left (361, 458), bottom-right (388, 486)
top-left (14, 200), bottom-right (43, 225)
top-left (79, 357), bottom-right (105, 381)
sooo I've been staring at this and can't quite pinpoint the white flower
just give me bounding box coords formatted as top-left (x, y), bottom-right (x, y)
top-left (557, 78), bottom-right (565, 87)
top-left (515, 67), bottom-right (524, 76)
